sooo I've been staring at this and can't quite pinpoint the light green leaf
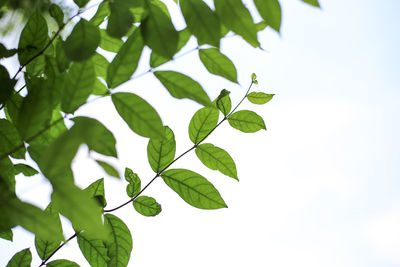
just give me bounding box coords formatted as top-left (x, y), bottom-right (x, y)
top-left (228, 110), bottom-right (266, 133)
top-left (92, 52), bottom-right (109, 80)
top-left (0, 156), bottom-right (15, 192)
top-left (112, 93), bottom-right (164, 139)
top-left (18, 11), bottom-right (49, 65)
top-left (141, 1), bottom-right (178, 59)
top-left (0, 119), bottom-right (26, 159)
top-left (254, 0), bottom-right (281, 32)
top-left (301, 0), bottom-right (320, 7)
top-left (96, 160), bottom-right (120, 178)
top-left (49, 4), bottom-right (64, 27)
top-left (77, 233), bottom-right (109, 267)
top-left (125, 168), bottom-right (141, 198)
top-left (180, 0), bottom-right (220, 47)
top-left (162, 169), bottom-right (227, 209)
top-left (14, 163), bottom-right (39, 176)
top-left (214, 0), bottom-right (259, 47)
top-left (104, 214), bottom-right (132, 267)
top-left (92, 79), bottom-right (110, 96)
top-left (55, 40), bottom-right (70, 72)
top-left (189, 106), bottom-right (219, 144)
top-left (147, 126), bottom-right (176, 173)
top-left (44, 56), bottom-right (64, 108)
top-left (199, 48), bottom-right (238, 83)
top-left (90, 1), bottom-right (110, 27)
top-left (61, 60), bottom-right (95, 113)
top-left (216, 89), bottom-right (231, 116)
top-left (84, 178), bottom-right (107, 208)
top-left (133, 196), bottom-right (161, 216)
top-left (196, 143), bottom-right (238, 180)
top-left (154, 71), bottom-right (211, 106)
top-left (107, 0), bottom-right (134, 38)
top-left (0, 229), bottom-right (13, 241)
top-left (99, 29), bottom-right (124, 53)
top-left (47, 259), bottom-right (79, 267)
top-left (6, 248), bottom-right (31, 267)
top-left (247, 92), bottom-right (274, 104)
top-left (64, 19), bottom-right (100, 61)
top-left (107, 29), bottom-right (144, 88)
top-left (74, 0), bottom-right (89, 8)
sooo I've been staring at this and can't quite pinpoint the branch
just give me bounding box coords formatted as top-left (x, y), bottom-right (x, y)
top-left (38, 232), bottom-right (78, 267)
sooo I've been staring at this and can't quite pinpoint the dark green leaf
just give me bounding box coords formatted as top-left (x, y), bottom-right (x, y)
top-left (0, 65), bottom-right (15, 106)
top-left (228, 110), bottom-right (266, 133)
top-left (74, 0), bottom-right (89, 8)
top-left (107, 29), bottom-right (144, 88)
top-left (0, 119), bottom-right (26, 159)
top-left (96, 160), bottom-right (120, 178)
top-left (162, 169), bottom-right (227, 209)
top-left (180, 0), bottom-right (220, 47)
top-left (104, 214), bottom-right (132, 267)
top-left (49, 3), bottom-right (64, 27)
top-left (47, 259), bottom-right (79, 267)
top-left (301, 0), bottom-right (320, 7)
top-left (64, 19), bottom-right (100, 61)
top-left (0, 43), bottom-right (17, 59)
top-left (125, 168), bottom-right (141, 197)
top-left (199, 48), bottom-right (238, 83)
top-left (188, 106), bottom-right (219, 144)
top-left (214, 0), bottom-right (259, 47)
top-left (147, 126), bottom-right (176, 173)
top-left (254, 0), bottom-right (281, 32)
top-left (195, 143), bottom-right (238, 180)
top-left (112, 93), bottom-right (164, 139)
top-left (14, 163), bottom-right (39, 176)
top-left (90, 1), bottom-right (110, 26)
top-left (84, 178), bottom-right (107, 208)
top-left (92, 52), bottom-right (109, 80)
top-left (133, 196), bottom-right (161, 216)
top-left (247, 92), bottom-right (274, 104)
top-left (77, 233), bottom-right (109, 267)
top-left (154, 71), bottom-right (211, 106)
top-left (216, 89), bottom-right (231, 116)
top-left (99, 29), bottom-right (124, 53)
top-left (6, 248), bottom-right (31, 267)
top-left (44, 56), bottom-right (64, 108)
top-left (55, 40), bottom-right (70, 72)
top-left (0, 229), bottom-right (12, 241)
top-left (0, 157), bottom-right (15, 192)
top-left (107, 0), bottom-right (134, 38)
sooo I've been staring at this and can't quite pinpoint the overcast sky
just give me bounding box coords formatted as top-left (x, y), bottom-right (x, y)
top-left (1, 0), bottom-right (400, 266)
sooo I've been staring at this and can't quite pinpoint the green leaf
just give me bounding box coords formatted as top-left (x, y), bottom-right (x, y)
top-left (92, 79), bottom-right (110, 96)
top-left (25, 54), bottom-right (45, 76)
top-left (180, 0), bottom-right (220, 47)
top-left (188, 106), bottom-right (219, 144)
top-left (90, 1), bottom-right (110, 26)
top-left (216, 89), bottom-right (231, 116)
top-left (74, 0), bottom-right (90, 8)
top-left (254, 0), bottom-right (281, 32)
top-left (141, 1), bottom-right (178, 59)
top-left (199, 48), bottom-right (238, 83)
top-left (214, 0), bottom-right (259, 47)
top-left (99, 29), bottom-right (124, 53)
top-left (107, 29), bottom-right (144, 88)
top-left (6, 248), bottom-right (31, 267)
top-left (228, 110), bottom-right (266, 133)
top-left (84, 178), bottom-right (107, 208)
top-left (125, 168), bottom-right (141, 197)
top-left (133, 196), bottom-right (161, 216)
top-left (77, 233), bottom-right (109, 267)
top-left (0, 43), bottom-right (17, 59)
top-left (107, 0), bottom-right (134, 38)
top-left (154, 71), bottom-right (211, 106)
top-left (55, 40), bottom-right (70, 72)
top-left (18, 11), bottom-right (49, 65)
top-left (96, 160), bottom-right (120, 178)
top-left (104, 214), bottom-right (132, 267)
top-left (92, 53), bottom-right (109, 80)
top-left (44, 56), bottom-right (64, 108)
top-left (0, 157), bottom-right (16, 192)
top-left (112, 93), bottom-right (164, 139)
top-left (0, 65), bottom-right (15, 106)
top-left (64, 19), bottom-right (100, 61)
top-left (147, 126), bottom-right (176, 173)
top-left (195, 143), bottom-right (238, 180)
top-left (49, 3), bottom-right (64, 27)
top-left (247, 92), bottom-right (274, 104)
top-left (0, 229), bottom-right (13, 241)
top-left (61, 60), bottom-right (95, 113)
top-left (0, 119), bottom-right (26, 159)
top-left (162, 169), bottom-right (227, 209)
top-left (47, 259), bottom-right (80, 267)
top-left (301, 0), bottom-right (320, 7)
top-left (14, 163), bottom-right (39, 176)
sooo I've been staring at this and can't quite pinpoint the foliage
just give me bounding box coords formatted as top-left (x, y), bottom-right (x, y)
top-left (0, 0), bottom-right (319, 265)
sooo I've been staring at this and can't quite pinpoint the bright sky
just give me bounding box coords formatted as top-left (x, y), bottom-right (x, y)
top-left (1, 0), bottom-right (400, 266)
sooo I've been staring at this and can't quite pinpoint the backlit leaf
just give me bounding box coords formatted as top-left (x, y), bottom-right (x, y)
top-left (147, 126), bottom-right (176, 173)
top-left (90, 1), bottom-right (110, 27)
top-left (228, 110), bottom-right (266, 133)
top-left (78, 233), bottom-right (109, 267)
top-left (74, 0), bottom-right (89, 8)
top-left (125, 168), bottom-right (141, 197)
top-left (6, 248), bottom-right (31, 267)
top-left (92, 79), bottom-right (110, 96)
top-left (84, 178), bottom-right (107, 208)
top-left (47, 259), bottom-right (79, 267)
top-left (301, 0), bottom-right (320, 7)
top-left (247, 92), bottom-right (274, 104)
top-left (0, 65), bottom-right (15, 106)
top-left (14, 163), bottom-right (38, 176)
top-left (44, 56), bottom-right (64, 108)
top-left (216, 89), bottom-right (231, 116)
top-left (199, 48), bottom-right (238, 83)
top-left (254, 0), bottom-right (281, 32)
top-left (92, 53), bottom-right (109, 80)
top-left (133, 196), bottom-right (161, 216)
top-left (99, 29), bottom-right (124, 53)
top-left (107, 0), bottom-right (134, 38)
top-left (0, 229), bottom-right (13, 241)
top-left (96, 160), bottom-right (120, 178)
top-left (49, 4), bottom-right (64, 27)
top-left (162, 169), bottom-right (227, 209)
top-left (189, 106), bottom-right (219, 144)
top-left (0, 119), bottom-right (26, 159)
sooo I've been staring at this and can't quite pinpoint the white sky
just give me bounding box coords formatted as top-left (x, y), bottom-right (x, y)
top-left (1, 0), bottom-right (400, 266)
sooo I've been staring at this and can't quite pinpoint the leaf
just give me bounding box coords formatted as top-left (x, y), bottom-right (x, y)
top-left (61, 60), bottom-right (95, 113)
top-left (99, 29), bottom-right (124, 53)
top-left (216, 89), bottom-right (231, 116)
top-left (84, 178), bottom-right (107, 208)
top-left (107, 0), bottom-right (134, 38)
top-left (0, 43), bottom-right (17, 59)
top-left (301, 0), bottom-right (320, 7)
top-left (228, 110), bottom-right (266, 133)
top-left (44, 56), bottom-right (64, 108)
top-left (18, 11), bottom-right (48, 65)
top-left (180, 0), bottom-right (220, 47)
top-left (254, 0), bottom-right (281, 32)
top-left (74, 0), bottom-right (89, 8)
top-left (25, 54), bottom-right (45, 76)
top-left (92, 79), bottom-right (110, 96)
top-left (112, 93), bottom-right (164, 139)
top-left (90, 1), bottom-right (110, 26)
top-left (77, 233), bottom-right (109, 267)
top-left (0, 119), bottom-right (26, 159)
top-left (188, 106), bottom-right (219, 144)
top-left (104, 214), bottom-right (133, 267)
top-left (214, 0), bottom-right (259, 47)
top-left (147, 126), bottom-right (176, 173)
top-left (0, 65), bottom-right (16, 107)
top-left (14, 163), bottom-right (39, 176)
top-left (47, 259), bottom-right (80, 267)
top-left (92, 53), bottom-right (109, 80)
top-left (195, 143), bottom-right (238, 180)
top-left (162, 169), bottom-right (227, 209)
top-left (141, 1), bottom-right (178, 59)
top-left (199, 48), bottom-right (238, 83)
top-left (0, 229), bottom-right (13, 241)
top-left (6, 248), bottom-right (31, 267)
top-left (0, 157), bottom-right (16, 192)
top-left (55, 40), bottom-right (70, 72)
top-left (49, 3), bottom-right (64, 27)
top-left (133, 196), bottom-right (161, 216)
top-left (96, 160), bottom-right (120, 178)
top-left (154, 71), bottom-right (211, 106)
top-left (107, 29), bottom-right (144, 88)
top-left (64, 19), bottom-right (100, 62)
top-left (247, 92), bottom-right (274, 104)
top-left (125, 168), bottom-right (141, 197)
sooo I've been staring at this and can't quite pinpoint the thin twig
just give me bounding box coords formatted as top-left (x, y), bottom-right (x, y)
top-left (38, 232), bottom-right (78, 267)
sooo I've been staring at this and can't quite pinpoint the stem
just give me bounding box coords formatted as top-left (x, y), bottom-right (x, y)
top-left (38, 232), bottom-right (78, 267)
